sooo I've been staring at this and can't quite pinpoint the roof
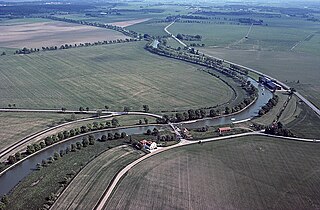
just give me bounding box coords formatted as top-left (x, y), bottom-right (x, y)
top-left (218, 127), bottom-right (231, 132)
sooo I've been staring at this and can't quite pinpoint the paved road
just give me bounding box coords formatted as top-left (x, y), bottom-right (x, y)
top-left (164, 21), bottom-right (320, 116)
top-left (94, 131), bottom-right (320, 209)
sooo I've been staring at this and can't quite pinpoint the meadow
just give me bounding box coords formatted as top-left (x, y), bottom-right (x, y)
top-left (105, 136), bottom-right (320, 210)
top-left (0, 42), bottom-right (234, 112)
top-left (0, 19), bottom-right (128, 49)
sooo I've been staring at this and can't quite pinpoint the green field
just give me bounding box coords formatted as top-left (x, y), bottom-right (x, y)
top-left (0, 42), bottom-right (234, 111)
top-left (105, 136), bottom-right (320, 209)
top-left (126, 21), bottom-right (169, 37)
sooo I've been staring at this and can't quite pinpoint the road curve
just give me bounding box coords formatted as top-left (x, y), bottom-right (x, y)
top-left (164, 21), bottom-right (320, 116)
top-left (94, 131), bottom-right (320, 210)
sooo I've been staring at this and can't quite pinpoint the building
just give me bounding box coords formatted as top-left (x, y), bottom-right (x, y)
top-left (259, 76), bottom-right (281, 91)
top-left (218, 127), bottom-right (231, 134)
top-left (140, 140), bottom-right (157, 150)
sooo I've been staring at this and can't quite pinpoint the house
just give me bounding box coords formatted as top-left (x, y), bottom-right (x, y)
top-left (218, 127), bottom-right (231, 134)
top-left (140, 140), bottom-right (157, 150)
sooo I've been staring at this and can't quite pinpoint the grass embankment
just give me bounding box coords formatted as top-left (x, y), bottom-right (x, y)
top-left (5, 139), bottom-right (128, 210)
top-left (51, 146), bottom-right (143, 210)
top-left (0, 42), bottom-right (233, 111)
top-left (252, 92), bottom-right (289, 125)
top-left (105, 136), bottom-right (320, 210)
top-left (286, 102), bottom-right (320, 139)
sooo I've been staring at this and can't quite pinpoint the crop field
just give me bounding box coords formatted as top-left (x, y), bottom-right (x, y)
top-left (105, 136), bottom-right (320, 210)
top-left (5, 140), bottom-right (126, 210)
top-left (0, 19), bottom-right (128, 49)
top-left (0, 42), bottom-right (234, 111)
top-left (51, 145), bottom-right (143, 210)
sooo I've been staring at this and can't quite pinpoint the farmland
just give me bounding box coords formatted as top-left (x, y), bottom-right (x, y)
top-left (105, 136), bottom-right (320, 210)
top-left (0, 19), bottom-right (128, 49)
top-left (51, 145), bottom-right (143, 210)
top-left (0, 42), bottom-right (234, 111)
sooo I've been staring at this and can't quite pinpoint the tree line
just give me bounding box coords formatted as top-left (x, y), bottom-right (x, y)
top-left (5, 118), bottom-right (120, 166)
top-left (15, 38), bottom-right (138, 55)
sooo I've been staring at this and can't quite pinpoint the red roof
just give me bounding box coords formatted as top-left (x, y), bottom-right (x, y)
top-left (218, 127), bottom-right (231, 132)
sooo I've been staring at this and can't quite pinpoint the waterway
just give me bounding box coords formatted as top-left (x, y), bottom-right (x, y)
top-left (0, 78), bottom-right (272, 196)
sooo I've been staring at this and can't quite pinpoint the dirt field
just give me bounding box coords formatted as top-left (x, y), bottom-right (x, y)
top-left (105, 136), bottom-right (320, 210)
top-left (0, 21), bottom-right (128, 49)
top-left (51, 145), bottom-right (143, 210)
top-left (109, 18), bottom-right (151, 27)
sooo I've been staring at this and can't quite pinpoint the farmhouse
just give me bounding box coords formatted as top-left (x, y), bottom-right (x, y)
top-left (140, 140), bottom-right (157, 150)
top-left (218, 127), bottom-right (231, 134)
top-left (259, 76), bottom-right (281, 91)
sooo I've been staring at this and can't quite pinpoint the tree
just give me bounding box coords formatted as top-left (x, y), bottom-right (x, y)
top-left (143, 105), bottom-right (149, 112)
top-left (114, 132), bottom-right (120, 139)
top-left (225, 107), bottom-right (230, 114)
top-left (123, 106), bottom-right (130, 112)
top-left (139, 119), bottom-right (143, 125)
top-left (61, 107), bottom-right (67, 112)
top-left (15, 152), bottom-right (22, 161)
top-left (76, 142), bottom-right (82, 150)
top-left (1, 195), bottom-right (8, 205)
top-left (45, 136), bottom-right (53, 146)
top-left (80, 125), bottom-right (88, 133)
top-left (71, 144), bottom-right (76, 152)
top-left (121, 132), bottom-right (126, 138)
top-left (209, 109), bottom-right (217, 117)
top-left (79, 107), bottom-right (84, 112)
top-left (112, 118), bottom-right (119, 127)
top-left (144, 118), bottom-right (149, 124)
top-left (7, 155), bottom-right (16, 164)
top-left (53, 152), bottom-right (60, 160)
top-left (26, 145), bottom-right (35, 154)
top-left (108, 133), bottom-right (114, 140)
top-left (86, 107), bottom-right (89, 112)
top-left (82, 137), bottom-right (89, 147)
top-left (1, 52), bottom-right (6, 56)
top-left (153, 128), bottom-right (159, 136)
top-left (104, 105), bottom-right (109, 110)
top-left (101, 135), bottom-right (107, 142)
top-left (146, 129), bottom-right (152, 135)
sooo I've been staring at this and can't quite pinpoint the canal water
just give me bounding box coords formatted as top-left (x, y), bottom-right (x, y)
top-left (0, 78), bottom-right (272, 196)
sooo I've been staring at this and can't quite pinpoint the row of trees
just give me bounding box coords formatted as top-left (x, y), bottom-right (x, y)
top-left (265, 122), bottom-right (294, 137)
top-left (258, 95), bottom-right (279, 116)
top-left (42, 15), bottom-right (139, 38)
top-left (15, 38), bottom-right (138, 55)
top-left (6, 119), bottom-right (120, 165)
top-left (99, 132), bottom-right (127, 141)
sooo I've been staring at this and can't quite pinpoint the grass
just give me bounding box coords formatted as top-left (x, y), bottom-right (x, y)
top-left (279, 95), bottom-right (301, 125)
top-left (252, 92), bottom-right (289, 125)
top-left (286, 101), bottom-right (320, 139)
top-left (50, 145), bottom-right (144, 210)
top-left (126, 21), bottom-right (169, 37)
top-left (5, 139), bottom-right (127, 210)
top-left (0, 42), bottom-right (234, 112)
top-left (105, 135), bottom-right (320, 210)
top-left (0, 19), bottom-right (128, 49)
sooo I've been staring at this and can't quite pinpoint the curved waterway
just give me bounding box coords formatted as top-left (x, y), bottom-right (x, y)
top-left (0, 125), bottom-right (159, 196)
top-left (179, 78), bottom-right (273, 129)
top-left (0, 78), bottom-right (272, 196)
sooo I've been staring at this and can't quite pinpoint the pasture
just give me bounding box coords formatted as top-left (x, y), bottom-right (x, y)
top-left (105, 136), bottom-right (320, 210)
top-left (0, 19), bottom-right (128, 49)
top-left (0, 42), bottom-right (234, 111)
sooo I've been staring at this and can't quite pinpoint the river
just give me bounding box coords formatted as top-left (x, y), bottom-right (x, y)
top-left (0, 78), bottom-right (272, 196)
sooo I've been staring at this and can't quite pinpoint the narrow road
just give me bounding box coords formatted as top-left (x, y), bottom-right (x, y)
top-left (163, 21), bottom-right (320, 116)
top-left (94, 131), bottom-right (320, 210)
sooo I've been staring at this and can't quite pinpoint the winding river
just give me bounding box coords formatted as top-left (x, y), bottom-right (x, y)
top-left (0, 78), bottom-right (272, 196)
